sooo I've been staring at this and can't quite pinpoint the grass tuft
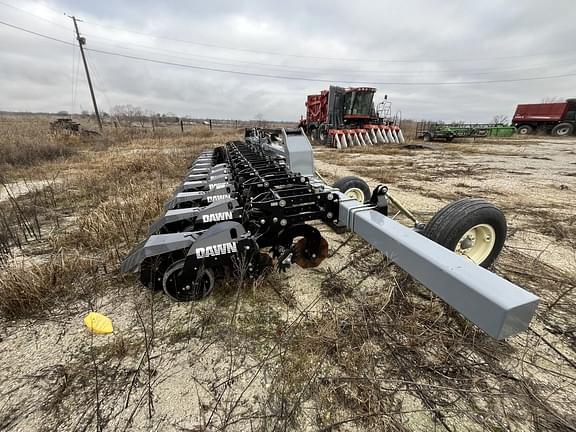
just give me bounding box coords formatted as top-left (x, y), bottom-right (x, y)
top-left (0, 253), bottom-right (99, 319)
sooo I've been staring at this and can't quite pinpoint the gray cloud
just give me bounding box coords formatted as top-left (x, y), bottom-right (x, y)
top-left (1, 0), bottom-right (575, 121)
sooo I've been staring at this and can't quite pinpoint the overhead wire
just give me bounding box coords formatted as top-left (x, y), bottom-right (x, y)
top-left (0, 19), bottom-right (75, 46)
top-left (80, 31), bottom-right (576, 78)
top-left (84, 50), bottom-right (116, 114)
top-left (0, 0), bottom-right (70, 30)
top-left (1, 0), bottom-right (575, 64)
top-left (70, 28), bottom-right (77, 112)
top-left (80, 18), bottom-right (576, 64)
top-left (1, 18), bottom-right (576, 87)
top-left (82, 47), bottom-right (576, 86)
top-left (72, 35), bottom-right (82, 112)
top-left (2, 0), bottom-right (575, 80)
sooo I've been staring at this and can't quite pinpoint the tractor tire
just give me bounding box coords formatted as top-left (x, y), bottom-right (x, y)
top-left (516, 125), bottom-right (533, 135)
top-left (333, 176), bottom-right (370, 203)
top-left (422, 198), bottom-right (506, 268)
top-left (551, 123), bottom-right (574, 137)
top-left (423, 133), bottom-right (432, 142)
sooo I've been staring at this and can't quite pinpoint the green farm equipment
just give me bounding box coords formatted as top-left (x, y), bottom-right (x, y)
top-left (415, 122), bottom-right (515, 142)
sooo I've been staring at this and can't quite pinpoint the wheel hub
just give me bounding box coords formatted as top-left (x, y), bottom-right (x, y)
top-left (345, 187), bottom-right (365, 203)
top-left (455, 224), bottom-right (496, 264)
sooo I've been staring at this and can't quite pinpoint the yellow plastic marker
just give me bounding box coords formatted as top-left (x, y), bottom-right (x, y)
top-left (84, 312), bottom-right (114, 334)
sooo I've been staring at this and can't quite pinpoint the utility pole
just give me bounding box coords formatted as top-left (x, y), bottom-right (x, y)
top-left (70, 16), bottom-right (102, 132)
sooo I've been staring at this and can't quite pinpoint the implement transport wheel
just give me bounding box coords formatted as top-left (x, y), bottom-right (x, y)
top-left (516, 125), bottom-right (533, 135)
top-left (162, 259), bottom-right (215, 301)
top-left (333, 176), bottom-right (370, 203)
top-left (551, 123), bottom-right (574, 137)
top-left (422, 198), bottom-right (506, 268)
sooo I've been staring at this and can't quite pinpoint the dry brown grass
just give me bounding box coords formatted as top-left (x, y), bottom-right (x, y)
top-left (251, 241), bottom-right (576, 431)
top-left (0, 252), bottom-right (99, 318)
top-left (0, 122), bottom-right (238, 319)
top-left (0, 116), bottom-right (78, 168)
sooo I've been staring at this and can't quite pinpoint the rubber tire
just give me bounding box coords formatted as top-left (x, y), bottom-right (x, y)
top-left (333, 176), bottom-right (371, 203)
top-left (551, 123), bottom-right (574, 137)
top-left (516, 125), bottom-right (533, 135)
top-left (422, 198), bottom-right (507, 268)
top-left (423, 133), bottom-right (432, 142)
top-left (446, 135), bottom-right (455, 142)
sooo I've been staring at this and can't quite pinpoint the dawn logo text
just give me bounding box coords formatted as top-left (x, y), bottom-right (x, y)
top-left (202, 211), bottom-right (233, 223)
top-left (195, 242), bottom-right (237, 258)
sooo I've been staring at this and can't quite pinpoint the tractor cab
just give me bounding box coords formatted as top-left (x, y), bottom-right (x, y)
top-left (343, 87), bottom-right (377, 120)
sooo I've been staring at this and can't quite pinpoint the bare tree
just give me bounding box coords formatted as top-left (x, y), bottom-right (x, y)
top-left (541, 96), bottom-right (563, 103)
top-left (492, 114), bottom-right (509, 125)
top-left (144, 109), bottom-right (157, 128)
top-left (111, 104), bottom-right (147, 127)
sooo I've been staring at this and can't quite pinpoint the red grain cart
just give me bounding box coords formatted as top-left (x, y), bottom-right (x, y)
top-left (513, 99), bottom-right (576, 136)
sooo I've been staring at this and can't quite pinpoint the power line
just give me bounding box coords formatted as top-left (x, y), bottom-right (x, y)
top-left (82, 31), bottom-right (576, 78)
top-left (84, 50), bottom-right (116, 114)
top-left (85, 47), bottom-right (576, 86)
top-left (3, 0), bottom-right (574, 64)
top-left (0, 19), bottom-right (74, 46)
top-left (0, 0), bottom-right (70, 30)
top-left (3, 0), bottom-right (567, 76)
top-left (81, 19), bottom-right (576, 64)
top-left (71, 29), bottom-right (77, 112)
top-left (2, 19), bottom-right (576, 87)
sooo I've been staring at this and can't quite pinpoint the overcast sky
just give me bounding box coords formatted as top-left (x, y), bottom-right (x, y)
top-left (1, 0), bottom-right (575, 121)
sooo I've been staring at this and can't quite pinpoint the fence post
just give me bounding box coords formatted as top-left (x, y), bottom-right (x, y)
top-left (209, 119), bottom-right (212, 130)
top-left (180, 119), bottom-right (184, 134)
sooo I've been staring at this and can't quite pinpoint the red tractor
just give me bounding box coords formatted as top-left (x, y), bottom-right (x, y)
top-left (298, 86), bottom-right (404, 148)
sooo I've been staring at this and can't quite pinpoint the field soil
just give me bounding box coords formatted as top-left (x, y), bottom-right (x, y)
top-left (0, 124), bottom-right (575, 432)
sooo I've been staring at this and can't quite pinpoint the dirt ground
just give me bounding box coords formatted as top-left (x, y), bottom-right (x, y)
top-left (315, 137), bottom-right (576, 271)
top-left (0, 128), bottom-right (575, 431)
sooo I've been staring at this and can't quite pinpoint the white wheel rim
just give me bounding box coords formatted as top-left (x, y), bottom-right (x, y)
top-left (455, 224), bottom-right (496, 264)
top-left (345, 187), bottom-right (365, 202)
top-left (557, 127), bottom-right (570, 136)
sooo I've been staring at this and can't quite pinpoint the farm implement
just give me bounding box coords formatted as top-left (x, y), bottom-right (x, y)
top-left (415, 122), bottom-right (515, 142)
top-left (298, 86), bottom-right (405, 148)
top-left (121, 128), bottom-right (539, 340)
